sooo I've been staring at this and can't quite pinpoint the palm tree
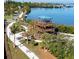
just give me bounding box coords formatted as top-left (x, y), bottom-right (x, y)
top-left (40, 33), bottom-right (51, 51)
top-left (10, 22), bottom-right (21, 48)
top-left (11, 23), bottom-right (17, 48)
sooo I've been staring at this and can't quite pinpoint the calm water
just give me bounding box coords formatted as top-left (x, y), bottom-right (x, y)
top-left (27, 7), bottom-right (74, 26)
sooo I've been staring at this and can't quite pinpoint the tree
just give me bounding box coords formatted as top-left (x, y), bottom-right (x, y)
top-left (57, 25), bottom-right (74, 34)
top-left (4, 1), bottom-right (31, 15)
top-left (10, 22), bottom-right (24, 48)
top-left (48, 34), bottom-right (73, 59)
top-left (40, 33), bottom-right (57, 51)
top-left (11, 23), bottom-right (18, 47)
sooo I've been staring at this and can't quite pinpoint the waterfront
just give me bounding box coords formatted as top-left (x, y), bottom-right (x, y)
top-left (27, 7), bottom-right (74, 26)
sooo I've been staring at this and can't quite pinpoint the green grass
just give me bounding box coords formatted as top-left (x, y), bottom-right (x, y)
top-left (20, 39), bottom-right (74, 59)
top-left (20, 40), bottom-right (41, 58)
top-left (4, 15), bottom-right (13, 20)
top-left (8, 39), bottom-right (29, 59)
top-left (20, 40), bottom-right (37, 52)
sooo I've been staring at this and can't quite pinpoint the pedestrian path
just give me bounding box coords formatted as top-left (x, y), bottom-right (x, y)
top-left (6, 21), bottom-right (39, 59)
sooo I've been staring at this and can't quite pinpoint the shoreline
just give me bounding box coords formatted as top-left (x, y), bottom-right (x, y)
top-left (26, 18), bottom-right (74, 26)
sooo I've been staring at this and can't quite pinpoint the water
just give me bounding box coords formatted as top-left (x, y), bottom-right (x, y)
top-left (27, 7), bottom-right (74, 26)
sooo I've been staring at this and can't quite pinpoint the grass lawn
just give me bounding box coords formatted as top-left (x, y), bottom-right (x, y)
top-left (4, 15), bottom-right (13, 20)
top-left (20, 40), bottom-right (40, 56)
top-left (8, 39), bottom-right (29, 59)
top-left (20, 40), bottom-right (56, 59)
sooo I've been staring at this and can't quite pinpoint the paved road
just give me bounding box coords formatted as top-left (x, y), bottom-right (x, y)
top-left (59, 32), bottom-right (74, 40)
top-left (6, 21), bottom-right (39, 59)
top-left (59, 32), bottom-right (74, 37)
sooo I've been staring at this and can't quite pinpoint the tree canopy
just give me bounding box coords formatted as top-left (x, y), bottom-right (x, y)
top-left (4, 1), bottom-right (31, 15)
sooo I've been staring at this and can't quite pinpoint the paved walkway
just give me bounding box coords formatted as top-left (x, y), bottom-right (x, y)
top-left (6, 21), bottom-right (39, 59)
top-left (58, 32), bottom-right (74, 40)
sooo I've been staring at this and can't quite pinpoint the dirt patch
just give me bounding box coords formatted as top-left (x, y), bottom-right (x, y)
top-left (36, 47), bottom-right (57, 59)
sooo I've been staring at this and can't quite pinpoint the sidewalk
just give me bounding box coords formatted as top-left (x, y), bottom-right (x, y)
top-left (6, 21), bottom-right (39, 59)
